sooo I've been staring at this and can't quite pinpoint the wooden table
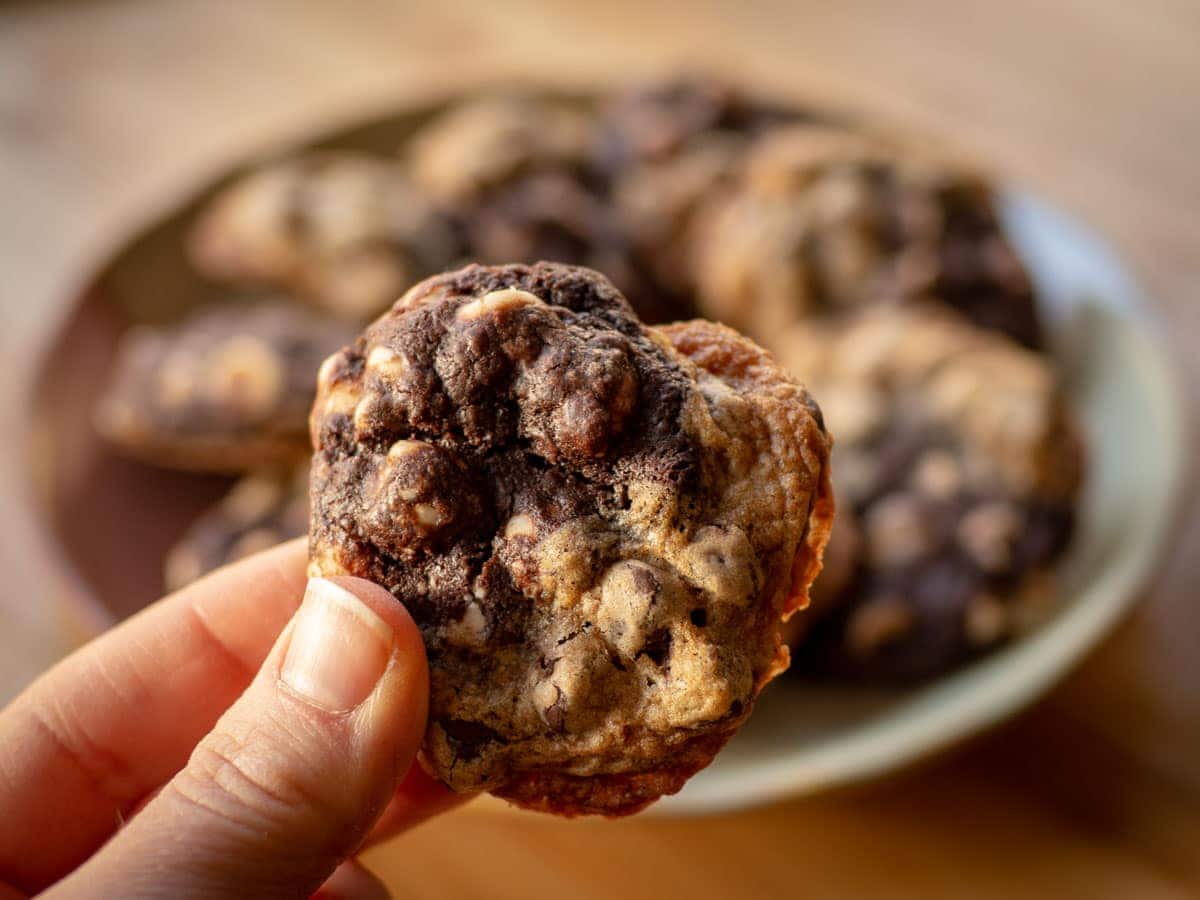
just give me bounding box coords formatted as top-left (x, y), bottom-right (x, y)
top-left (2, 2), bottom-right (1198, 896)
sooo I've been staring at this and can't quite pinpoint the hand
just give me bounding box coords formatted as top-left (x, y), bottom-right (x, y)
top-left (0, 539), bottom-right (464, 899)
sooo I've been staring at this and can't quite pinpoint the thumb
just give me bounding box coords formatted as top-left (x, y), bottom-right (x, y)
top-left (50, 577), bottom-right (429, 900)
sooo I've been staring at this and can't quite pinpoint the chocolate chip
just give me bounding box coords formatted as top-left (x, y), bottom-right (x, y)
top-left (638, 628), bottom-right (673, 666)
top-left (442, 719), bottom-right (503, 758)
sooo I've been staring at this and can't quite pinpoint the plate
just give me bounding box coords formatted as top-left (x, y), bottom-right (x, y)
top-left (24, 97), bottom-right (1190, 815)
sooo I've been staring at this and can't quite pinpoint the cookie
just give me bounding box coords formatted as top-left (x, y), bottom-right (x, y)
top-left (307, 262), bottom-right (833, 815)
top-left (691, 125), bottom-right (1042, 349)
top-left (188, 153), bottom-right (461, 321)
top-left (407, 96), bottom-right (678, 323)
top-left (95, 302), bottom-right (355, 472)
top-left (776, 305), bottom-right (1081, 680)
top-left (612, 133), bottom-right (746, 300)
top-left (164, 466), bottom-right (308, 591)
top-left (594, 75), bottom-right (803, 171)
top-left (407, 96), bottom-right (595, 205)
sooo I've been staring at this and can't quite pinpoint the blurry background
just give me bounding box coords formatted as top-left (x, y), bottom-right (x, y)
top-left (1, 1), bottom-right (1198, 897)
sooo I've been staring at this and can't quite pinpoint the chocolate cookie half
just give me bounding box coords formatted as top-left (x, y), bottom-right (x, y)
top-left (307, 262), bottom-right (833, 815)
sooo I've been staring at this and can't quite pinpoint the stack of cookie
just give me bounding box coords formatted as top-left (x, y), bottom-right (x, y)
top-left (94, 75), bottom-right (1083, 685)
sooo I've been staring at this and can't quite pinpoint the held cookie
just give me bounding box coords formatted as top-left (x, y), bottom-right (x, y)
top-left (777, 306), bottom-right (1082, 680)
top-left (691, 125), bottom-right (1041, 349)
top-left (307, 262), bottom-right (833, 815)
top-left (188, 153), bottom-right (461, 321)
top-left (95, 303), bottom-right (355, 472)
top-left (165, 466), bottom-right (308, 592)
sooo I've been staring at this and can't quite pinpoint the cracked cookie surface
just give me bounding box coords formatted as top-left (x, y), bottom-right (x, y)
top-left (307, 262), bottom-right (833, 814)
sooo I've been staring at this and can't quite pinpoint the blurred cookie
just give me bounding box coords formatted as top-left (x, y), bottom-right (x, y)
top-left (594, 75), bottom-right (803, 171)
top-left (692, 125), bottom-right (1041, 348)
top-left (95, 302), bottom-right (354, 472)
top-left (165, 466), bottom-right (308, 591)
top-left (307, 262), bottom-right (833, 815)
top-left (188, 153), bottom-right (461, 320)
top-left (408, 95), bottom-right (595, 204)
top-left (407, 96), bottom-right (677, 322)
top-left (613, 133), bottom-right (745, 301)
top-left (778, 305), bottom-right (1081, 681)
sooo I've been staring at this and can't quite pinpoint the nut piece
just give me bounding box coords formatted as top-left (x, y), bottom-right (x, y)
top-left (308, 262), bottom-right (833, 816)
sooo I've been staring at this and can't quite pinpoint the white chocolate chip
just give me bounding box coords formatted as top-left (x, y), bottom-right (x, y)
top-left (957, 501), bottom-right (1022, 573)
top-left (365, 345), bottom-right (410, 380)
top-left (204, 335), bottom-right (285, 419)
top-left (864, 493), bottom-right (934, 568)
top-left (352, 397), bottom-right (375, 435)
top-left (320, 381), bottom-right (361, 417)
top-left (912, 450), bottom-right (964, 500)
top-left (443, 600), bottom-right (488, 647)
top-left (316, 352), bottom-right (341, 389)
top-left (414, 503), bottom-right (446, 528)
top-left (455, 288), bottom-right (542, 321)
top-left (387, 439), bottom-right (428, 459)
top-left (504, 513), bottom-right (537, 540)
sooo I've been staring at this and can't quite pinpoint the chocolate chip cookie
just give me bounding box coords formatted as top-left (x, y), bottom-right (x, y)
top-left (408, 96), bottom-right (595, 204)
top-left (307, 262), bottom-right (834, 815)
top-left (406, 97), bottom-right (675, 323)
top-left (691, 125), bottom-right (1042, 348)
top-left (95, 302), bottom-right (355, 472)
top-left (776, 305), bottom-right (1081, 680)
top-left (594, 76), bottom-right (804, 171)
top-left (612, 133), bottom-right (745, 302)
top-left (164, 466), bottom-right (309, 591)
top-left (188, 153), bottom-right (461, 321)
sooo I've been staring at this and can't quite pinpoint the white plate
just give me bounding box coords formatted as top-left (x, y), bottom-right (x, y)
top-left (649, 191), bottom-right (1191, 815)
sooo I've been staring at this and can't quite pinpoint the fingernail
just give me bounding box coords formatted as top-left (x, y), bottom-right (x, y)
top-left (281, 578), bottom-right (393, 711)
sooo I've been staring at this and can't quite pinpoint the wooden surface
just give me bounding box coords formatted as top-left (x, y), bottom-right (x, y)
top-left (1, 1), bottom-right (1198, 897)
